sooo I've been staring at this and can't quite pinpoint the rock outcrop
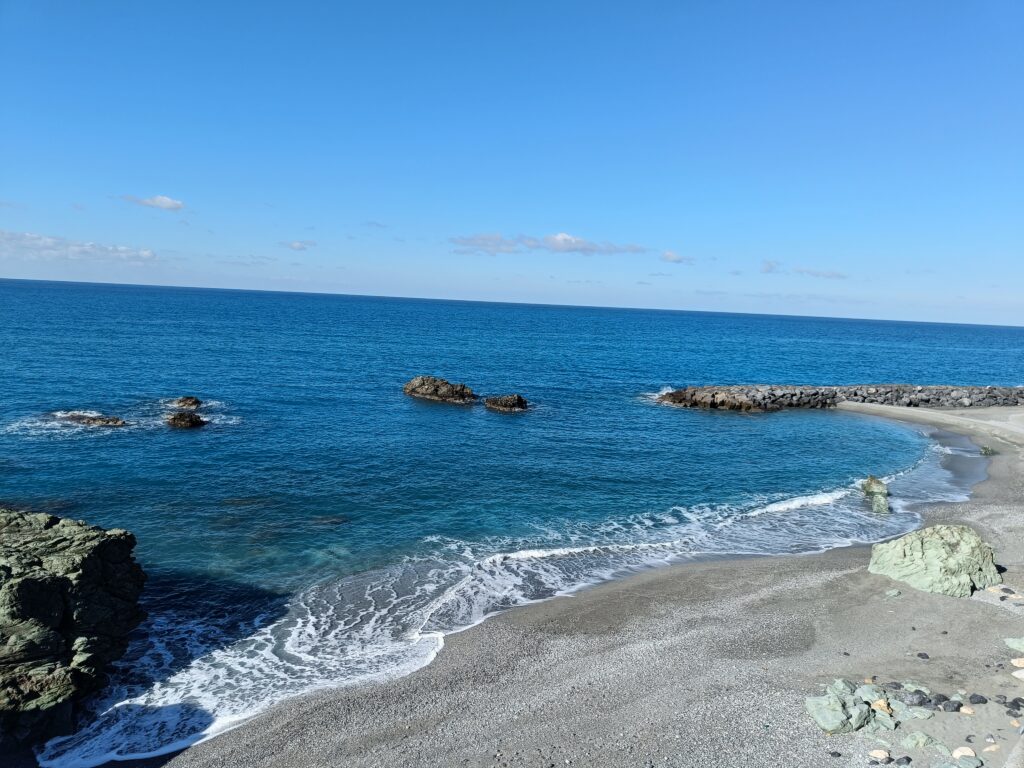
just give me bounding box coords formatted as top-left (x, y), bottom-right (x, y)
top-left (868, 525), bottom-right (1001, 597)
top-left (0, 509), bottom-right (146, 747)
top-left (165, 411), bottom-right (207, 429)
top-left (862, 475), bottom-right (889, 514)
top-left (657, 384), bottom-right (1024, 412)
top-left (805, 679), bottom-right (899, 734)
top-left (484, 394), bottom-right (529, 412)
top-left (55, 412), bottom-right (127, 428)
top-left (172, 396), bottom-right (202, 409)
top-left (403, 376), bottom-right (478, 405)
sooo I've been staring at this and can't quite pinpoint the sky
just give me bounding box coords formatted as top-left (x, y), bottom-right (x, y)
top-left (0, 2), bottom-right (1021, 325)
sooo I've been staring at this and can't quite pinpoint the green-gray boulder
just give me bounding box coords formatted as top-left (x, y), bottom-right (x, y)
top-left (862, 475), bottom-right (889, 514)
top-left (868, 525), bottom-right (1000, 597)
top-left (805, 678), bottom-right (900, 735)
top-left (0, 509), bottom-right (146, 748)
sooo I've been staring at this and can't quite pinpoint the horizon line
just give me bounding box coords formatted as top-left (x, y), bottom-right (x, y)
top-left (1, 275), bottom-right (1021, 331)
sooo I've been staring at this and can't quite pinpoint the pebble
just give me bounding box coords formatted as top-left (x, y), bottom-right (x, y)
top-left (1005, 709), bottom-right (1021, 717)
top-left (968, 694), bottom-right (988, 705)
top-left (894, 758), bottom-right (912, 766)
top-left (828, 750), bottom-right (841, 758)
top-left (1002, 587), bottom-right (1014, 594)
top-left (1012, 669), bottom-right (1024, 680)
top-left (916, 652), bottom-right (929, 660)
top-left (985, 734), bottom-right (996, 743)
top-left (868, 749), bottom-right (890, 760)
top-left (1013, 658), bottom-right (1024, 668)
top-left (983, 744), bottom-right (1000, 753)
top-left (952, 747), bottom-right (976, 759)
top-left (960, 705), bottom-right (975, 715)
top-left (1013, 696), bottom-right (1024, 708)
top-left (942, 700), bottom-right (963, 712)
top-left (932, 693), bottom-right (950, 704)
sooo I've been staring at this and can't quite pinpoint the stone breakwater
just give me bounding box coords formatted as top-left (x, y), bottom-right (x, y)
top-left (657, 385), bottom-right (1024, 413)
top-left (0, 509), bottom-right (146, 748)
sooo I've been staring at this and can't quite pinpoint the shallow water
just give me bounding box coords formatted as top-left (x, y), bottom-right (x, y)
top-left (1, 280), bottom-right (1022, 765)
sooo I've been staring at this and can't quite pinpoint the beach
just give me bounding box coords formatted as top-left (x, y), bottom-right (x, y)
top-left (146, 404), bottom-right (1024, 768)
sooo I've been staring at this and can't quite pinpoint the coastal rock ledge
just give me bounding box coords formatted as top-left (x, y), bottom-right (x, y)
top-left (657, 384), bottom-right (1024, 413)
top-left (0, 509), bottom-right (146, 747)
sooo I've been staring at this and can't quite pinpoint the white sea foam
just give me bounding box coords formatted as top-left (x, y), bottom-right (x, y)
top-left (37, 441), bottom-right (975, 767)
top-left (3, 401), bottom-right (241, 438)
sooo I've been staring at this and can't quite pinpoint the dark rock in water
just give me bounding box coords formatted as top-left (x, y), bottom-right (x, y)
top-left (0, 509), bottom-right (146, 748)
top-left (484, 394), bottom-right (529, 413)
top-left (165, 411), bottom-right (207, 429)
top-left (55, 412), bottom-right (126, 427)
top-left (402, 376), bottom-right (477, 405)
top-left (172, 396), bottom-right (202, 409)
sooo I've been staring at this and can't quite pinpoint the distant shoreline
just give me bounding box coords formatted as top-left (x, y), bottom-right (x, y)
top-left (153, 405), bottom-right (1024, 768)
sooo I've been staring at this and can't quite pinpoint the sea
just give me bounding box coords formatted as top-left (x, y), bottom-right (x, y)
top-left (2, 279), bottom-right (1022, 766)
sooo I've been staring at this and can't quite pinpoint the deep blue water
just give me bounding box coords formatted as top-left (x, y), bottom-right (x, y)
top-left (1, 279), bottom-right (1022, 765)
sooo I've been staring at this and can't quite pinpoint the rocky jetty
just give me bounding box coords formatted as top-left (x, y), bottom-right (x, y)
top-left (484, 394), bottom-right (529, 412)
top-left (657, 384), bottom-right (1024, 412)
top-left (0, 509), bottom-right (146, 747)
top-left (166, 411), bottom-right (207, 429)
top-left (862, 475), bottom-right (889, 514)
top-left (868, 525), bottom-right (1001, 597)
top-left (55, 412), bottom-right (126, 427)
top-left (172, 396), bottom-right (202, 409)
top-left (403, 376), bottom-right (478, 405)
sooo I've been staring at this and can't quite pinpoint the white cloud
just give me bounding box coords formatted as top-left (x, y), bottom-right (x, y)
top-left (451, 232), bottom-right (647, 256)
top-left (123, 194), bottom-right (185, 211)
top-left (794, 267), bottom-right (849, 280)
top-left (0, 230), bottom-right (158, 264)
top-left (281, 240), bottom-right (317, 251)
top-left (660, 250), bottom-right (694, 265)
top-left (761, 259), bottom-right (783, 274)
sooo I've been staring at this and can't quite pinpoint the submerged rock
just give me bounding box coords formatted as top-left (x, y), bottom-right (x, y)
top-left (0, 509), bottom-right (146, 747)
top-left (868, 525), bottom-right (1001, 597)
top-left (863, 475), bottom-right (889, 514)
top-left (165, 411), bottom-right (207, 429)
top-left (484, 394), bottom-right (529, 412)
top-left (55, 412), bottom-right (126, 427)
top-left (172, 396), bottom-right (202, 409)
top-left (402, 376), bottom-right (477, 404)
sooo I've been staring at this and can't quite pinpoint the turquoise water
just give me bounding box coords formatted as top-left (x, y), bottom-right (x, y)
top-left (1, 279), bottom-right (1021, 765)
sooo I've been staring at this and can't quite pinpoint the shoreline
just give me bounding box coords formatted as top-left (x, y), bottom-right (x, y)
top-left (136, 404), bottom-right (1024, 768)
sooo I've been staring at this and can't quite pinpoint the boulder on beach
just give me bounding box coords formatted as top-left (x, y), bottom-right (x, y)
top-left (55, 412), bottom-right (126, 427)
top-left (484, 394), bottom-right (529, 413)
top-left (403, 376), bottom-right (477, 404)
top-left (0, 509), bottom-right (146, 747)
top-left (165, 411), bottom-right (207, 429)
top-left (172, 396), bottom-right (202, 409)
top-left (804, 679), bottom-right (899, 735)
top-left (862, 475), bottom-right (889, 514)
top-left (868, 525), bottom-right (1001, 597)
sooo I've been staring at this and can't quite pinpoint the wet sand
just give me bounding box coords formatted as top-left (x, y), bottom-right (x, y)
top-left (151, 404), bottom-right (1024, 768)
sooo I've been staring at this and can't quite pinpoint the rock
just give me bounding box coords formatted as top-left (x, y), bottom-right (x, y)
top-left (863, 475), bottom-right (890, 514)
top-left (806, 679), bottom-right (900, 734)
top-left (869, 750), bottom-right (891, 760)
top-left (901, 731), bottom-right (942, 750)
top-left (484, 394), bottom-right (529, 413)
top-left (172, 396), bottom-right (202, 409)
top-left (867, 525), bottom-right (1001, 597)
top-left (969, 694), bottom-right (988, 705)
top-left (951, 747), bottom-right (976, 759)
top-left (0, 509), bottom-right (146, 748)
top-left (403, 376), bottom-right (477, 405)
top-left (942, 700), bottom-right (963, 712)
top-left (165, 411), bottom-right (207, 429)
top-left (1004, 638), bottom-right (1024, 653)
top-left (55, 412), bottom-right (126, 427)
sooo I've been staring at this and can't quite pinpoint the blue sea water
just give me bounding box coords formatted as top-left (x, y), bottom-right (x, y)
top-left (1, 279), bottom-right (1023, 765)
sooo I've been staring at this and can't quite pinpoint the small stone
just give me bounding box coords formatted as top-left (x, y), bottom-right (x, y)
top-left (968, 694), bottom-right (988, 705)
top-left (985, 734), bottom-right (996, 743)
top-left (1005, 709), bottom-right (1021, 717)
top-left (1002, 587), bottom-right (1014, 594)
top-left (982, 744), bottom-right (999, 753)
top-left (1004, 637), bottom-right (1024, 653)
top-left (960, 706), bottom-right (975, 715)
top-left (1013, 659), bottom-right (1024, 668)
top-left (869, 750), bottom-right (890, 760)
top-left (932, 693), bottom-right (950, 704)
top-left (1012, 669), bottom-right (1024, 680)
top-left (904, 692), bottom-right (929, 706)
top-left (917, 652), bottom-right (930, 660)
top-left (942, 700), bottom-right (962, 712)
top-left (894, 759), bottom-right (912, 766)
top-left (885, 589), bottom-right (902, 598)
top-left (829, 751), bottom-right (842, 758)
top-left (951, 747), bottom-right (975, 759)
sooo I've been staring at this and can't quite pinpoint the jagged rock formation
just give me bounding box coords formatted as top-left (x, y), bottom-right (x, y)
top-left (54, 412), bottom-right (127, 427)
top-left (403, 376), bottom-right (478, 404)
top-left (657, 385), bottom-right (1024, 412)
top-left (172, 396), bottom-right (202, 409)
top-left (484, 394), bottom-right (529, 412)
top-left (867, 525), bottom-right (1000, 597)
top-left (0, 509), bottom-right (146, 747)
top-left (165, 411), bottom-right (207, 429)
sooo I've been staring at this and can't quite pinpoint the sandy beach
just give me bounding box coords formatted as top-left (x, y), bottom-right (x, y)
top-left (136, 404), bottom-right (1024, 768)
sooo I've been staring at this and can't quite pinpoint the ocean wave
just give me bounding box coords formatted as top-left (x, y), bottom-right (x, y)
top-left (37, 444), bottom-right (970, 767)
top-left (3, 401), bottom-right (240, 438)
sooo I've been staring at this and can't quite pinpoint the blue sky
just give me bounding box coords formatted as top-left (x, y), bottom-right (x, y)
top-left (1, 2), bottom-right (1021, 324)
